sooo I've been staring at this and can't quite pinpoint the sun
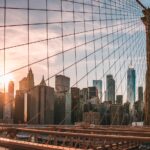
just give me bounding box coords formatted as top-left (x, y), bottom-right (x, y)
top-left (0, 74), bottom-right (14, 87)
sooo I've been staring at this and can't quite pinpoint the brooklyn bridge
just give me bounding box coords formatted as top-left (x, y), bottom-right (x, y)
top-left (0, 0), bottom-right (150, 149)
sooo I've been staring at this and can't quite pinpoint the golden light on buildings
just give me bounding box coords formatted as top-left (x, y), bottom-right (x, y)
top-left (0, 74), bottom-right (14, 88)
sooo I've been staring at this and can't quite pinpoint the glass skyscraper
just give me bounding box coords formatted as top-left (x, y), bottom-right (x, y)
top-left (106, 75), bottom-right (115, 104)
top-left (93, 80), bottom-right (102, 102)
top-left (127, 67), bottom-right (136, 107)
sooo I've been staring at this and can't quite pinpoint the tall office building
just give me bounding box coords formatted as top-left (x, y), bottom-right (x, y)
top-left (127, 67), bottom-right (136, 107)
top-left (54, 93), bottom-right (65, 124)
top-left (88, 87), bottom-right (97, 99)
top-left (93, 80), bottom-right (102, 102)
top-left (19, 68), bottom-right (34, 91)
top-left (80, 88), bottom-right (88, 102)
top-left (27, 77), bottom-right (55, 124)
top-left (71, 87), bottom-right (80, 124)
top-left (65, 92), bottom-right (71, 125)
top-left (14, 90), bottom-right (25, 123)
top-left (55, 75), bottom-right (70, 93)
top-left (106, 75), bottom-right (115, 104)
top-left (3, 81), bottom-right (14, 123)
top-left (138, 86), bottom-right (143, 101)
top-left (15, 69), bottom-right (34, 123)
top-left (27, 68), bottom-right (34, 89)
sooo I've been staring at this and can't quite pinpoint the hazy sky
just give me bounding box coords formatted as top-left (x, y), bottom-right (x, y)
top-left (0, 0), bottom-right (147, 102)
top-left (141, 0), bottom-right (150, 7)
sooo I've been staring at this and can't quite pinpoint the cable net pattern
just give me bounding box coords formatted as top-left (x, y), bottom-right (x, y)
top-left (0, 0), bottom-right (146, 109)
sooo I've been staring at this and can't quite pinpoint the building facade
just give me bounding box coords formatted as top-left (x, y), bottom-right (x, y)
top-left (93, 80), bottom-right (102, 102)
top-left (127, 67), bottom-right (136, 107)
top-left (14, 90), bottom-right (25, 123)
top-left (138, 86), bottom-right (143, 101)
top-left (83, 111), bottom-right (100, 125)
top-left (106, 75), bottom-right (115, 104)
top-left (54, 93), bottom-right (65, 124)
top-left (28, 80), bottom-right (54, 124)
top-left (65, 92), bottom-right (72, 124)
top-left (110, 104), bottom-right (123, 125)
top-left (55, 75), bottom-right (70, 93)
top-left (19, 68), bottom-right (34, 91)
top-left (3, 81), bottom-right (14, 123)
top-left (88, 87), bottom-right (97, 99)
top-left (80, 88), bottom-right (88, 103)
top-left (71, 87), bottom-right (80, 124)
top-left (116, 95), bottom-right (123, 105)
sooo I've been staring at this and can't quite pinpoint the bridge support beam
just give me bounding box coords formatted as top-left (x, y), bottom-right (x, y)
top-left (142, 8), bottom-right (150, 125)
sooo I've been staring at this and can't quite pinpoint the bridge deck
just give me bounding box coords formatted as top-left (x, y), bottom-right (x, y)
top-left (0, 125), bottom-right (149, 149)
top-left (0, 137), bottom-right (81, 150)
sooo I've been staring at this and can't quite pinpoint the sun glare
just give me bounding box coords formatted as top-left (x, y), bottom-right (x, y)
top-left (0, 74), bottom-right (14, 87)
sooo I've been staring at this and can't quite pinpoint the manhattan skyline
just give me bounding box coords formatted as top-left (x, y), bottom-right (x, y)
top-left (1, 65), bottom-right (143, 104)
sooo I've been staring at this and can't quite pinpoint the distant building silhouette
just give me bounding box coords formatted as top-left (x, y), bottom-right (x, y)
top-left (88, 87), bottom-right (97, 99)
top-left (127, 67), bottom-right (136, 107)
top-left (3, 81), bottom-right (14, 123)
top-left (54, 93), bottom-right (66, 124)
top-left (27, 76), bottom-right (54, 124)
top-left (138, 86), bottom-right (143, 101)
top-left (14, 68), bottom-right (34, 123)
top-left (19, 68), bottom-right (34, 91)
top-left (116, 95), bottom-right (123, 105)
top-left (14, 90), bottom-right (25, 123)
top-left (40, 75), bottom-right (46, 86)
top-left (80, 88), bottom-right (88, 103)
top-left (71, 87), bottom-right (80, 124)
top-left (93, 80), bottom-right (102, 103)
top-left (110, 104), bottom-right (123, 125)
top-left (106, 75), bottom-right (115, 104)
top-left (15, 68), bottom-right (34, 123)
top-left (54, 75), bottom-right (70, 124)
top-left (55, 75), bottom-right (70, 93)
top-left (65, 92), bottom-right (72, 125)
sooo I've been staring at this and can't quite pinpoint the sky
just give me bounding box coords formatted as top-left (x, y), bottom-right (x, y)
top-left (141, 0), bottom-right (150, 7)
top-left (0, 0), bottom-right (147, 102)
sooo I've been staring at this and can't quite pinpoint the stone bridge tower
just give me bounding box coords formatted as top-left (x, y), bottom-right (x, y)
top-left (142, 8), bottom-right (150, 125)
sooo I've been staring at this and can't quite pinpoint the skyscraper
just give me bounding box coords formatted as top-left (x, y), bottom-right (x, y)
top-left (71, 87), bottom-right (80, 124)
top-left (28, 77), bottom-right (54, 124)
top-left (3, 81), bottom-right (14, 123)
top-left (93, 80), bottom-right (102, 102)
top-left (19, 68), bottom-right (34, 91)
top-left (14, 90), bottom-right (25, 123)
top-left (54, 75), bottom-right (70, 125)
top-left (106, 75), bottom-right (115, 104)
top-left (88, 87), bottom-right (97, 99)
top-left (138, 86), bottom-right (143, 101)
top-left (55, 75), bottom-right (70, 93)
top-left (27, 68), bottom-right (34, 89)
top-left (127, 67), bottom-right (136, 107)
top-left (15, 69), bottom-right (34, 123)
